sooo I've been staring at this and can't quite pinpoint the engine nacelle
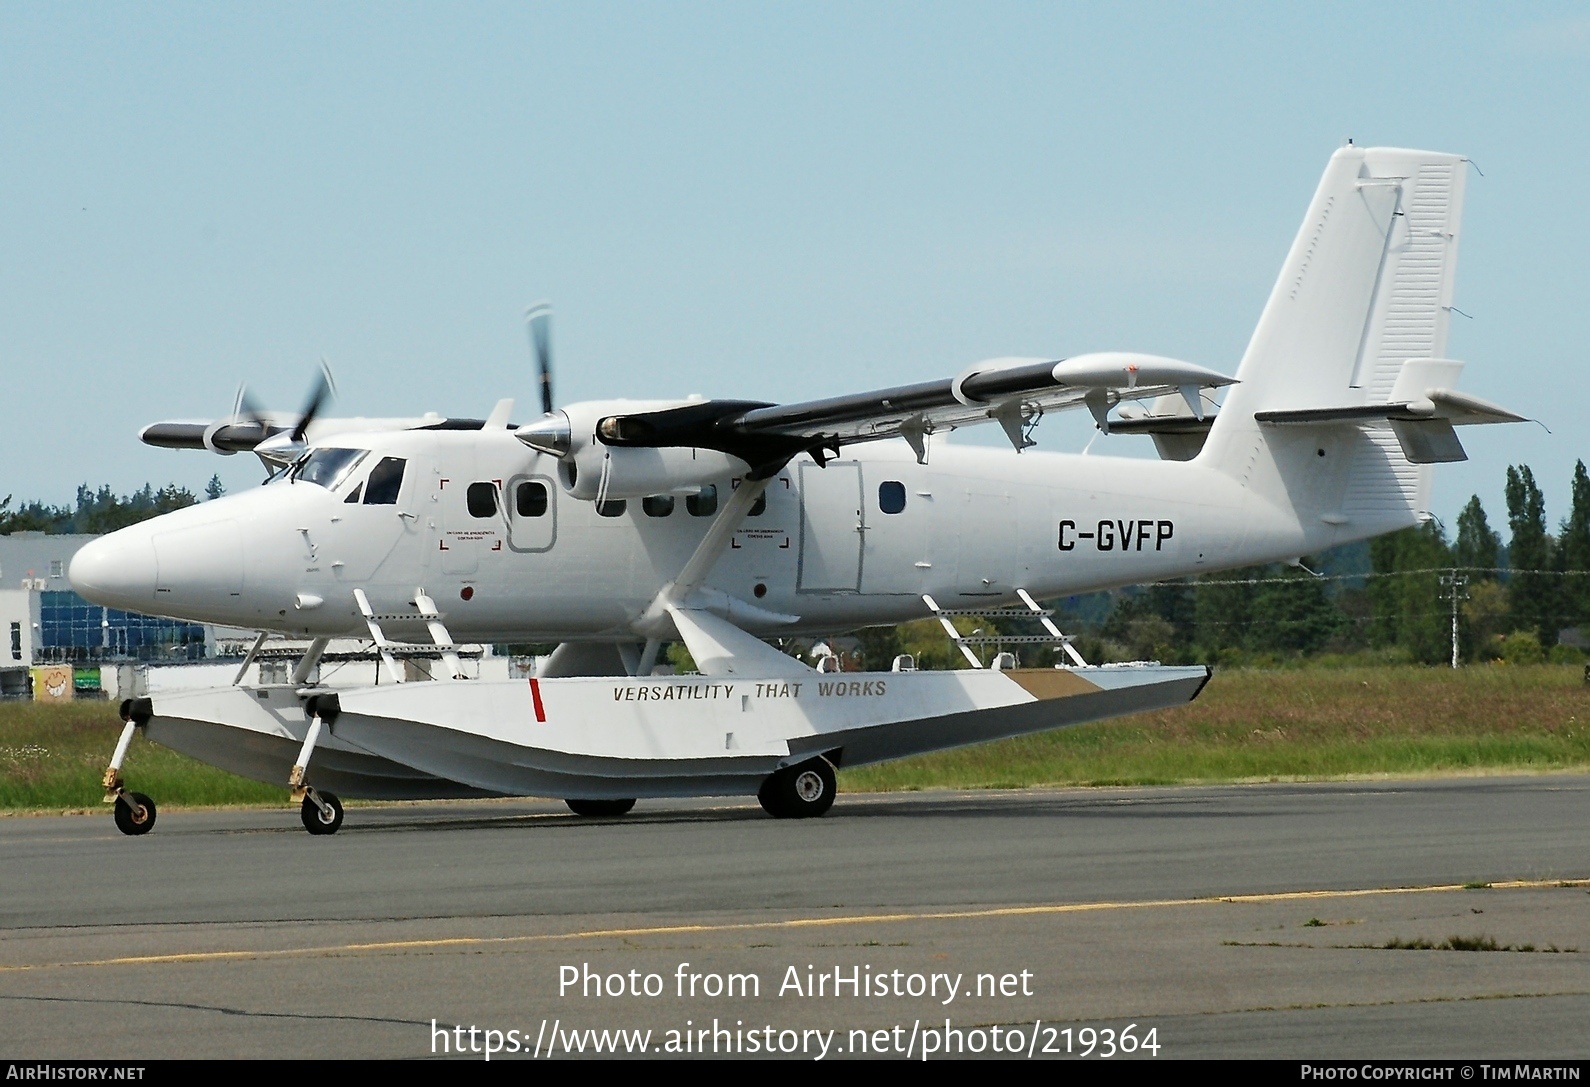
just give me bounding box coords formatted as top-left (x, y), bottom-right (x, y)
top-left (515, 399), bottom-right (748, 502)
top-left (563, 443), bottom-right (749, 502)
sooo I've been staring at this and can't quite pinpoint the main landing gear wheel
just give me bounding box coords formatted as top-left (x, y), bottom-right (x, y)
top-left (113, 792), bottom-right (157, 836)
top-left (758, 758), bottom-right (836, 819)
top-left (565, 798), bottom-right (636, 817)
top-left (301, 791), bottom-right (344, 835)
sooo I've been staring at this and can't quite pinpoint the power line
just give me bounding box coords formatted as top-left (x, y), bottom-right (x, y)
top-left (1148, 566), bottom-right (1590, 587)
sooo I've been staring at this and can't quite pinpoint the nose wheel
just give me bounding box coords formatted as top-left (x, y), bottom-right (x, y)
top-left (105, 699), bottom-right (159, 836)
top-left (758, 758), bottom-right (836, 819)
top-left (113, 791), bottom-right (157, 835)
top-left (300, 790), bottom-right (344, 835)
top-left (291, 695), bottom-right (345, 835)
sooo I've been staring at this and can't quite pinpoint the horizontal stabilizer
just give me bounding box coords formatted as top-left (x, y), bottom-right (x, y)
top-left (1111, 390), bottom-right (1221, 461)
top-left (1254, 387), bottom-right (1523, 428)
top-left (1107, 415), bottom-right (1217, 436)
top-left (1422, 389), bottom-right (1526, 425)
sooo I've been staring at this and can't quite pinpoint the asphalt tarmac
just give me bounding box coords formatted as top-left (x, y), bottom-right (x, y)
top-left (2, 775), bottom-right (1587, 1060)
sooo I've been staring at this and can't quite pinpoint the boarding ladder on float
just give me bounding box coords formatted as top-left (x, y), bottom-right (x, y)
top-left (922, 589), bottom-right (1088, 669)
top-left (229, 589), bottom-right (481, 687)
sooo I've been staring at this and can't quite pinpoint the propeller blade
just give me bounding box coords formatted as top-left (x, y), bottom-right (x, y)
top-left (526, 302), bottom-right (554, 415)
top-left (237, 387), bottom-right (269, 429)
top-left (232, 384), bottom-right (272, 436)
top-left (291, 361), bottom-right (336, 443)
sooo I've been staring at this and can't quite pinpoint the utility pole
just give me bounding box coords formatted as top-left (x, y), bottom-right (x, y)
top-left (1439, 570), bottom-right (1469, 669)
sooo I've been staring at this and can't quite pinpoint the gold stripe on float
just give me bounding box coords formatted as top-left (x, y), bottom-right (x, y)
top-left (1005, 668), bottom-right (1101, 700)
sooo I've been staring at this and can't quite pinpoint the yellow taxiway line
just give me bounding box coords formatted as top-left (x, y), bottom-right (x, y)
top-left (3, 877), bottom-right (1584, 974)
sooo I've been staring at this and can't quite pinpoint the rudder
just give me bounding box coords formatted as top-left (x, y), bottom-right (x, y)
top-left (1199, 146), bottom-right (1468, 541)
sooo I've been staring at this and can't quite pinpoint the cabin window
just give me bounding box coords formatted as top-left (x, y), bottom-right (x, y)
top-left (878, 480), bottom-right (906, 514)
top-left (642, 495), bottom-right (674, 517)
top-left (363, 457), bottom-right (406, 505)
top-left (343, 483), bottom-right (363, 504)
top-left (516, 481), bottom-right (548, 517)
top-left (467, 482), bottom-right (498, 518)
top-left (687, 485), bottom-right (717, 517)
top-left (292, 447), bottom-right (367, 490)
top-left (597, 499), bottom-right (627, 518)
top-left (748, 492), bottom-right (767, 516)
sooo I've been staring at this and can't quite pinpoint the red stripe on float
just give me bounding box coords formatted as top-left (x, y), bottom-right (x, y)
top-left (528, 677), bottom-right (546, 722)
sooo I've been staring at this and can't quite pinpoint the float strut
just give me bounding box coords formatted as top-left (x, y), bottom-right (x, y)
top-left (289, 695), bottom-right (340, 818)
top-left (288, 716), bottom-right (323, 792)
top-left (101, 720), bottom-right (139, 804)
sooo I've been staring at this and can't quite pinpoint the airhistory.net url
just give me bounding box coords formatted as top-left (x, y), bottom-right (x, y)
top-left (429, 1018), bottom-right (1160, 1060)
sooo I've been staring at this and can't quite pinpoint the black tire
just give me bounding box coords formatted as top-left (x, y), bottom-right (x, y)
top-left (301, 791), bottom-right (344, 835)
top-left (113, 792), bottom-right (157, 836)
top-left (565, 798), bottom-right (636, 817)
top-left (757, 759), bottom-right (836, 819)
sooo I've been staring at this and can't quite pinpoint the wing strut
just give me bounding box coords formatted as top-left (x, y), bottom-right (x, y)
top-left (632, 470), bottom-right (809, 678)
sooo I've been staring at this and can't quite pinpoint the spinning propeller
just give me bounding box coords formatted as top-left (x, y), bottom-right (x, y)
top-left (239, 361), bottom-right (338, 468)
top-left (525, 302), bottom-right (554, 415)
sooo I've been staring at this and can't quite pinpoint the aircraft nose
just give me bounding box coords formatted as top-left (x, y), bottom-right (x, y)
top-left (69, 532), bottom-right (159, 608)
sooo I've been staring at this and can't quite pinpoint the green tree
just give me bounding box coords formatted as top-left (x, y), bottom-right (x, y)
top-left (1192, 567), bottom-right (1257, 656)
top-left (853, 625), bottom-right (902, 671)
top-left (71, 483), bottom-right (196, 534)
top-left (1461, 580), bottom-right (1510, 661)
top-left (1143, 580), bottom-right (1195, 657)
top-left (1367, 521), bottom-right (1453, 662)
top-left (0, 495), bottom-right (72, 534)
top-left (896, 617), bottom-right (990, 670)
top-left (0, 484), bottom-right (199, 536)
top-left (1453, 495), bottom-right (1500, 578)
top-left (205, 474), bottom-right (227, 501)
top-left (1102, 593), bottom-right (1181, 661)
top-left (1558, 460), bottom-right (1590, 631)
top-left (1505, 464), bottom-right (1555, 644)
top-left (1246, 565), bottom-right (1343, 654)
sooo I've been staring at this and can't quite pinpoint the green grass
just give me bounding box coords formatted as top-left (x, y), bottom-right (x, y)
top-left (2, 664), bottom-right (1589, 813)
top-left (0, 701), bottom-right (281, 813)
top-left (839, 664), bottom-right (1590, 791)
top-left (1367, 936), bottom-right (1577, 953)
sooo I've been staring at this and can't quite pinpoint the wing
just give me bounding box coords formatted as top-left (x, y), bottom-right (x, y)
top-left (589, 352), bottom-right (1237, 470)
top-left (139, 413), bottom-right (503, 465)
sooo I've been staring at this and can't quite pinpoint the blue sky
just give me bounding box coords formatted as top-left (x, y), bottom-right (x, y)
top-left (2, 2), bottom-right (1587, 534)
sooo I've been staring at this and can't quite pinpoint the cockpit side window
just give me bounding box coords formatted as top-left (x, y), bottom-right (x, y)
top-left (363, 457), bottom-right (407, 505)
top-left (291, 448), bottom-right (368, 491)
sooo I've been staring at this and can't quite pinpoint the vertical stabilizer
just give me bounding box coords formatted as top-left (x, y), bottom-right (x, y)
top-left (1199, 146), bottom-right (1467, 541)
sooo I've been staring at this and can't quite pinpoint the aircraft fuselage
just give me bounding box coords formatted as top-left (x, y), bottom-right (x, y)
top-left (71, 426), bottom-right (1361, 644)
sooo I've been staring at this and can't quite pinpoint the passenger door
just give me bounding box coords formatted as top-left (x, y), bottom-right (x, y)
top-left (797, 461), bottom-right (863, 593)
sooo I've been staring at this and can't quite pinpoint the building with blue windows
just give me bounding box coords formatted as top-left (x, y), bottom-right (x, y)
top-left (37, 590), bottom-right (207, 662)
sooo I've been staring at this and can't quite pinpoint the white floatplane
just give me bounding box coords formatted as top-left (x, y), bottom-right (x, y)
top-left (73, 146), bottom-right (1520, 834)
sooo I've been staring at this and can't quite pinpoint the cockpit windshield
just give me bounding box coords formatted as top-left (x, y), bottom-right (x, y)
top-left (290, 447), bottom-right (368, 491)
